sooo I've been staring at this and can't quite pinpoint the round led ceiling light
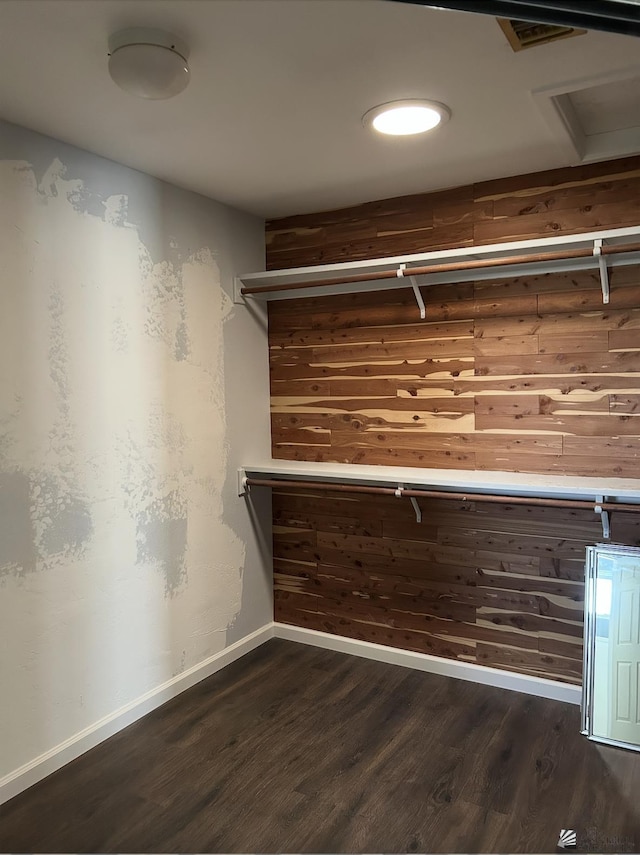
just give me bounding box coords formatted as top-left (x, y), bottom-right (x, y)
top-left (363, 99), bottom-right (451, 136)
top-left (108, 28), bottom-right (190, 100)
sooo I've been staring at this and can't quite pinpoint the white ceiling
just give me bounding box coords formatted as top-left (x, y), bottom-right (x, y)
top-left (0, 0), bottom-right (639, 218)
top-left (569, 77), bottom-right (640, 135)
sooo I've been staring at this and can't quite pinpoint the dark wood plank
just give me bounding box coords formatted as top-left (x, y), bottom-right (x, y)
top-left (4, 640), bottom-right (637, 853)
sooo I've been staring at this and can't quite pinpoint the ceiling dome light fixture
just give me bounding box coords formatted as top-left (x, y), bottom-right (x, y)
top-left (108, 28), bottom-right (190, 100)
top-left (363, 99), bottom-right (451, 136)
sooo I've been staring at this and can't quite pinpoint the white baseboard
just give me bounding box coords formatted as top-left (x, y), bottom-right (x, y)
top-left (1, 620), bottom-right (582, 807)
top-left (273, 623), bottom-right (582, 706)
top-left (0, 622), bottom-right (275, 807)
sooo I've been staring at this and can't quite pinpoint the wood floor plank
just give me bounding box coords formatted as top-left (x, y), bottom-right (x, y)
top-left (2, 640), bottom-right (639, 853)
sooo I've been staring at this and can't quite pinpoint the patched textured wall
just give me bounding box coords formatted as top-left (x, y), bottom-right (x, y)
top-left (0, 121), bottom-right (272, 782)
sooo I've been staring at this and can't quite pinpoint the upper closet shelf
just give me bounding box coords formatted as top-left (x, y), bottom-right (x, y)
top-left (235, 224), bottom-right (640, 309)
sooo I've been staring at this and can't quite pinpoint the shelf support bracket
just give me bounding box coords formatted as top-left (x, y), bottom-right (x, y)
top-left (593, 239), bottom-right (610, 305)
top-left (397, 264), bottom-right (425, 320)
top-left (238, 467), bottom-right (248, 497)
top-left (594, 495), bottom-right (611, 539)
top-left (396, 482), bottom-right (421, 521)
top-left (409, 276), bottom-right (426, 320)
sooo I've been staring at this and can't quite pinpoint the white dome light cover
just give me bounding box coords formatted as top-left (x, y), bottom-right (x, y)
top-left (363, 99), bottom-right (451, 136)
top-left (108, 28), bottom-right (190, 100)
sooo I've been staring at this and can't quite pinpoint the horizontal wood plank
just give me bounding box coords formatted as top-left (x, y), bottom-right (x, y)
top-left (272, 491), bottom-right (597, 683)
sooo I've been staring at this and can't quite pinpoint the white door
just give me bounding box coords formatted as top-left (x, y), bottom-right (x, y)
top-left (609, 558), bottom-right (640, 746)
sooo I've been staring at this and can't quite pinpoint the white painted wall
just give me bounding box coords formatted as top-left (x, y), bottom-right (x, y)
top-left (0, 120), bottom-right (273, 790)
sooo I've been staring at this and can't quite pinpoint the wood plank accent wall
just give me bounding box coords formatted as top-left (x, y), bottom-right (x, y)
top-left (269, 266), bottom-right (640, 476)
top-left (268, 156), bottom-right (640, 478)
top-left (266, 155), bottom-right (640, 268)
top-left (273, 487), bottom-right (640, 684)
top-left (266, 156), bottom-right (640, 684)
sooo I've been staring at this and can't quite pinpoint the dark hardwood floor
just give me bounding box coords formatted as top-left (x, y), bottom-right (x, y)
top-left (1, 639), bottom-right (639, 853)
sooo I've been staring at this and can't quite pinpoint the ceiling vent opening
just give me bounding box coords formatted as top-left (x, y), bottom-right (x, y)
top-left (498, 18), bottom-right (586, 52)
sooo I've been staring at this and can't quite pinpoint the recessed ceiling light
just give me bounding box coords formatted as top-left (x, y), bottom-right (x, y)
top-left (363, 99), bottom-right (451, 136)
top-left (108, 28), bottom-right (190, 100)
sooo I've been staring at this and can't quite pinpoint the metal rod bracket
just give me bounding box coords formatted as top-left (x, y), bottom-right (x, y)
top-left (395, 483), bottom-right (404, 498)
top-left (594, 495), bottom-right (611, 539)
top-left (233, 276), bottom-right (245, 305)
top-left (409, 275), bottom-right (426, 320)
top-left (238, 467), bottom-right (248, 497)
top-left (594, 239), bottom-right (610, 304)
top-left (396, 264), bottom-right (426, 320)
top-left (410, 496), bottom-right (422, 523)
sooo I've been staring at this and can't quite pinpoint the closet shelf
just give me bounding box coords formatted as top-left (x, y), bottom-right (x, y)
top-left (239, 460), bottom-right (640, 504)
top-left (235, 224), bottom-right (640, 307)
top-left (239, 461), bottom-right (640, 538)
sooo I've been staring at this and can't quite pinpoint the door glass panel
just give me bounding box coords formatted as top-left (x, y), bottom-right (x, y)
top-left (585, 545), bottom-right (640, 750)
